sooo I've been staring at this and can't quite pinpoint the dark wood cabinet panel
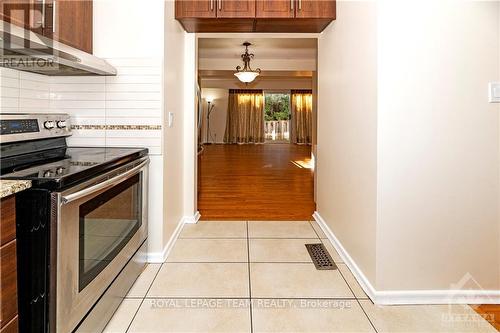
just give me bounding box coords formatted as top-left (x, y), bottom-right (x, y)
top-left (175, 0), bottom-right (335, 32)
top-left (256, 0), bottom-right (293, 18)
top-left (217, 0), bottom-right (255, 18)
top-left (0, 0), bottom-right (93, 53)
top-left (0, 0), bottom-right (32, 29)
top-left (0, 241), bottom-right (18, 329)
top-left (0, 197), bottom-right (16, 247)
top-left (0, 316), bottom-right (17, 333)
top-left (176, 0), bottom-right (216, 18)
top-left (52, 0), bottom-right (93, 53)
top-left (295, 0), bottom-right (335, 19)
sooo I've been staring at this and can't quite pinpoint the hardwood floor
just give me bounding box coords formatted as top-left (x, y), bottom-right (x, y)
top-left (197, 144), bottom-right (315, 220)
top-left (471, 304), bottom-right (500, 331)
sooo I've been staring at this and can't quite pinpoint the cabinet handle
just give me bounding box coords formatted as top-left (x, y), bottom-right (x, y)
top-left (291, 0), bottom-right (294, 10)
top-left (218, 0), bottom-right (221, 11)
top-left (52, 0), bottom-right (56, 33)
top-left (40, 0), bottom-right (46, 28)
top-left (210, 0), bottom-right (213, 11)
top-left (298, 0), bottom-right (302, 10)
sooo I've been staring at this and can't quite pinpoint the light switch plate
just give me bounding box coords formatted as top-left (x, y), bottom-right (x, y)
top-left (488, 82), bottom-right (500, 103)
top-left (168, 112), bottom-right (174, 127)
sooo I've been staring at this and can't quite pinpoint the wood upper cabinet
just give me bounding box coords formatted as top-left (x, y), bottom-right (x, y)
top-left (217, 0), bottom-right (255, 18)
top-left (0, 0), bottom-right (34, 30)
top-left (175, 0), bottom-right (216, 18)
top-left (50, 0), bottom-right (93, 53)
top-left (295, 0), bottom-right (335, 19)
top-left (0, 0), bottom-right (93, 53)
top-left (175, 0), bottom-right (335, 32)
top-left (256, 0), bottom-right (293, 18)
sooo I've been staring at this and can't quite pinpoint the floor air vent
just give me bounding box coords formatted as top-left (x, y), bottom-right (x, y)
top-left (305, 243), bottom-right (337, 270)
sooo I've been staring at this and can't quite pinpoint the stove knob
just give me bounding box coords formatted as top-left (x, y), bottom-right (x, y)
top-left (56, 167), bottom-right (65, 175)
top-left (43, 170), bottom-right (53, 177)
top-left (57, 120), bottom-right (67, 129)
top-left (44, 121), bottom-right (55, 129)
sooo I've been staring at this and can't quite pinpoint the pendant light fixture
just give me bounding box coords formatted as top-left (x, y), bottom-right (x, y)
top-left (234, 42), bottom-right (261, 84)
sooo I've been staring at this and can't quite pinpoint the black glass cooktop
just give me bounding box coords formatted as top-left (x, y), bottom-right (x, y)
top-left (1, 145), bottom-right (148, 190)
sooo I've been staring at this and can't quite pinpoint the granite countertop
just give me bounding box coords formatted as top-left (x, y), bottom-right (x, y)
top-left (0, 180), bottom-right (32, 198)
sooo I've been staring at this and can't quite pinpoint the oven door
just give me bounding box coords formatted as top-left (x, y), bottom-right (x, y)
top-left (52, 157), bottom-right (149, 333)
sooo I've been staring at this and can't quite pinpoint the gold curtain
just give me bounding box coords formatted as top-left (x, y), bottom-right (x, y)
top-left (224, 90), bottom-right (265, 144)
top-left (291, 90), bottom-right (313, 144)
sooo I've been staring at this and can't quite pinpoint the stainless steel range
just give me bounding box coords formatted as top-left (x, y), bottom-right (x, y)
top-left (0, 113), bottom-right (149, 333)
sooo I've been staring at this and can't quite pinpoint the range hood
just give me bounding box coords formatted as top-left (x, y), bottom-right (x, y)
top-left (0, 21), bottom-right (116, 76)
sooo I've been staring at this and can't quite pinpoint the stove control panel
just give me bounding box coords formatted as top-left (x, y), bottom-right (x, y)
top-left (0, 114), bottom-right (71, 144)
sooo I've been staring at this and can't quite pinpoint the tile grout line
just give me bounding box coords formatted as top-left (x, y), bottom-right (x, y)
top-left (125, 261), bottom-right (164, 332)
top-left (332, 261), bottom-right (379, 332)
top-left (246, 221), bottom-right (254, 333)
top-left (310, 220), bottom-right (379, 332)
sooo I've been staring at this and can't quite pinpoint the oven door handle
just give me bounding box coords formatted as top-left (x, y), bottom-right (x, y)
top-left (60, 158), bottom-right (149, 205)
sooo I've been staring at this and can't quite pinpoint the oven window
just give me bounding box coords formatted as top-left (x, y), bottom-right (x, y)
top-left (79, 173), bottom-right (142, 291)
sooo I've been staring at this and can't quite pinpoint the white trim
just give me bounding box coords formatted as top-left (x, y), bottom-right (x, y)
top-left (313, 211), bottom-right (377, 301)
top-left (183, 211), bottom-right (201, 224)
top-left (147, 217), bottom-right (185, 263)
top-left (313, 211), bottom-right (500, 305)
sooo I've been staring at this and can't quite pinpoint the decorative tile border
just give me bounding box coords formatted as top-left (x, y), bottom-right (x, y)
top-left (71, 125), bottom-right (162, 130)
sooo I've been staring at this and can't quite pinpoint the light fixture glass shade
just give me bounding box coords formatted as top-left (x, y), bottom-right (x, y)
top-left (234, 71), bottom-right (259, 83)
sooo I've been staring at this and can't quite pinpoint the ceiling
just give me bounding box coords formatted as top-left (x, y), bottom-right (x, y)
top-left (198, 38), bottom-right (317, 60)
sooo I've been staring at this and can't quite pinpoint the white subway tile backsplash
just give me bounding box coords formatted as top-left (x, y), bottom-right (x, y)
top-left (105, 117), bottom-right (161, 126)
top-left (114, 67), bottom-right (161, 76)
top-left (52, 92), bottom-right (106, 101)
top-left (1, 77), bottom-right (20, 89)
top-left (106, 58), bottom-right (162, 67)
top-left (20, 71), bottom-right (49, 82)
top-left (20, 89), bottom-right (50, 100)
top-left (1, 57), bottom-right (163, 155)
top-left (106, 108), bottom-right (161, 118)
top-left (56, 108), bottom-right (106, 118)
top-left (1, 87), bottom-right (19, 98)
top-left (105, 75), bottom-right (161, 84)
top-left (51, 76), bottom-right (105, 84)
top-left (20, 98), bottom-right (50, 109)
top-left (51, 100), bottom-right (106, 109)
top-left (1, 97), bottom-right (19, 108)
top-left (70, 116), bottom-right (106, 126)
top-left (105, 83), bottom-right (161, 92)
top-left (67, 137), bottom-right (106, 147)
top-left (50, 83), bottom-right (105, 92)
top-left (105, 92), bottom-right (160, 101)
top-left (106, 100), bottom-right (161, 109)
top-left (0, 68), bottom-right (19, 79)
top-left (20, 79), bottom-right (49, 91)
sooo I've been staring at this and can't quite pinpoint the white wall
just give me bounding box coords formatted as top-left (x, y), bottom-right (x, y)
top-left (200, 88), bottom-right (228, 144)
top-left (317, 0), bottom-right (500, 298)
top-left (376, 0), bottom-right (500, 291)
top-left (317, 0), bottom-right (378, 284)
top-left (93, 0), bottom-right (164, 58)
top-left (162, 0), bottom-right (187, 256)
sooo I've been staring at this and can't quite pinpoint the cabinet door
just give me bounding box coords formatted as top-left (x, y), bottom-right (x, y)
top-left (0, 241), bottom-right (17, 330)
top-left (217, 0), bottom-right (255, 18)
top-left (295, 0), bottom-right (335, 19)
top-left (48, 0), bottom-right (93, 53)
top-left (256, 0), bottom-right (293, 18)
top-left (0, 0), bottom-right (32, 29)
top-left (175, 0), bottom-right (216, 18)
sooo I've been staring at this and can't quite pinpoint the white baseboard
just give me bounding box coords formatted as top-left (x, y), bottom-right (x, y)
top-left (313, 211), bottom-right (500, 305)
top-left (147, 216), bottom-right (185, 263)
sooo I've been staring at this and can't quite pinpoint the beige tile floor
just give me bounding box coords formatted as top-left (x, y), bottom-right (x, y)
top-left (104, 221), bottom-right (496, 333)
